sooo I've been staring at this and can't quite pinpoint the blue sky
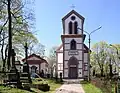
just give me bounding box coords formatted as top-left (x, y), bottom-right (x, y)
top-left (34, 0), bottom-right (120, 56)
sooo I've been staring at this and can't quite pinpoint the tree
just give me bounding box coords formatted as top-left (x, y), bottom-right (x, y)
top-left (0, 0), bottom-right (36, 71)
top-left (91, 41), bottom-right (108, 76)
top-left (109, 44), bottom-right (120, 73)
top-left (29, 43), bottom-right (45, 57)
top-left (7, 0), bottom-right (12, 70)
top-left (12, 31), bottom-right (38, 57)
top-left (48, 46), bottom-right (58, 77)
top-left (91, 41), bottom-right (120, 78)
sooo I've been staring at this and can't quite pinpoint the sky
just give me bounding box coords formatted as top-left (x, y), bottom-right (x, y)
top-left (34, 0), bottom-right (120, 56)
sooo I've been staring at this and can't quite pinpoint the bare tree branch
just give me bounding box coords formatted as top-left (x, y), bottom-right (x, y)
top-left (13, 3), bottom-right (25, 15)
top-left (0, 18), bottom-right (8, 34)
top-left (2, 1), bottom-right (8, 5)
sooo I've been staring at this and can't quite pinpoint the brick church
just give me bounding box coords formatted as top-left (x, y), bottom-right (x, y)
top-left (56, 10), bottom-right (89, 79)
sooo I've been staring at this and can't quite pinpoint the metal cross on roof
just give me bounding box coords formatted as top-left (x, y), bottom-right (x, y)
top-left (70, 4), bottom-right (75, 9)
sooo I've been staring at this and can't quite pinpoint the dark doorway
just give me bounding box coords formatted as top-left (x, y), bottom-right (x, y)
top-left (31, 65), bottom-right (37, 73)
top-left (68, 56), bottom-right (78, 79)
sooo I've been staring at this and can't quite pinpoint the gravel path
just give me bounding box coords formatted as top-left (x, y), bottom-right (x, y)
top-left (55, 84), bottom-right (85, 93)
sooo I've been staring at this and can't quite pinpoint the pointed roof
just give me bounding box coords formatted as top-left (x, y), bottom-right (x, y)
top-left (56, 44), bottom-right (63, 53)
top-left (22, 54), bottom-right (48, 64)
top-left (62, 10), bottom-right (85, 22)
top-left (56, 44), bottom-right (63, 51)
top-left (83, 34), bottom-right (86, 42)
top-left (84, 44), bottom-right (89, 50)
top-left (84, 44), bottom-right (91, 53)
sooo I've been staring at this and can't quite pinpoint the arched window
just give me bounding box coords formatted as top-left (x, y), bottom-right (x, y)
top-left (69, 21), bottom-right (72, 34)
top-left (31, 65), bottom-right (37, 73)
top-left (70, 39), bottom-right (76, 50)
top-left (74, 21), bottom-right (78, 34)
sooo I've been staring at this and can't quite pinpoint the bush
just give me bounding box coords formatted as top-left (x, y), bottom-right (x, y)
top-left (22, 84), bottom-right (30, 91)
top-left (38, 84), bottom-right (50, 91)
top-left (32, 84), bottom-right (50, 91)
top-left (91, 77), bottom-right (112, 93)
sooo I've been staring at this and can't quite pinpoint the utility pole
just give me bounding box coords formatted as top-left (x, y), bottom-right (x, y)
top-left (7, 0), bottom-right (12, 70)
top-left (78, 26), bottom-right (102, 81)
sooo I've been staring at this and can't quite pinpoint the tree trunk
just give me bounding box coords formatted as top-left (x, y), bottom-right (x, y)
top-left (7, 0), bottom-right (12, 70)
top-left (2, 59), bottom-right (6, 72)
top-left (51, 68), bottom-right (53, 78)
top-left (109, 64), bottom-right (113, 79)
top-left (101, 68), bottom-right (104, 77)
top-left (1, 40), bottom-right (8, 72)
top-left (1, 36), bottom-right (5, 72)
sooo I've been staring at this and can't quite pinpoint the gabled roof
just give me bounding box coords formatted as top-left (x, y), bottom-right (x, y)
top-left (84, 44), bottom-right (89, 51)
top-left (62, 10), bottom-right (85, 22)
top-left (56, 44), bottom-right (63, 53)
top-left (83, 34), bottom-right (86, 42)
top-left (84, 44), bottom-right (91, 53)
top-left (56, 44), bottom-right (63, 51)
top-left (22, 54), bottom-right (48, 64)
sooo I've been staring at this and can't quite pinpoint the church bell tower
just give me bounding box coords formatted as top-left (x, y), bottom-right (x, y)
top-left (61, 10), bottom-right (85, 79)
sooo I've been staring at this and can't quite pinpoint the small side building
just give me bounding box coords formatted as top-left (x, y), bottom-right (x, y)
top-left (22, 54), bottom-right (48, 76)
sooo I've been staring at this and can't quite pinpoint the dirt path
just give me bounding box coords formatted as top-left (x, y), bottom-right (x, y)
top-left (55, 84), bottom-right (85, 93)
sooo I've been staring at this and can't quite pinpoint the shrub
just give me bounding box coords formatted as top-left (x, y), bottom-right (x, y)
top-left (91, 77), bottom-right (112, 93)
top-left (38, 84), bottom-right (50, 91)
top-left (32, 84), bottom-right (50, 91)
top-left (22, 84), bottom-right (30, 91)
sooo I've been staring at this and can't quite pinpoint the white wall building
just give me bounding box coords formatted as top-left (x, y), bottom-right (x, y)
top-left (56, 10), bottom-right (89, 79)
top-left (22, 54), bottom-right (48, 75)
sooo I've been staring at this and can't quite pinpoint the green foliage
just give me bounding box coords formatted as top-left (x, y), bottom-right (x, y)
top-left (91, 41), bottom-right (120, 77)
top-left (0, 0), bottom-right (39, 71)
top-left (0, 86), bottom-right (31, 93)
top-left (49, 46), bottom-right (58, 66)
top-left (91, 41), bottom-right (109, 75)
top-left (0, 79), bottom-right (62, 93)
top-left (81, 81), bottom-right (103, 93)
top-left (32, 78), bottom-right (62, 93)
top-left (44, 79), bottom-right (62, 93)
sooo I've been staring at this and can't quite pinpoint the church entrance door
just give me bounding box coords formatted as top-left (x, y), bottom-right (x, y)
top-left (68, 56), bottom-right (78, 79)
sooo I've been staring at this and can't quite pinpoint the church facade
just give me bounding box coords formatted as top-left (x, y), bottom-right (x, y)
top-left (56, 10), bottom-right (89, 79)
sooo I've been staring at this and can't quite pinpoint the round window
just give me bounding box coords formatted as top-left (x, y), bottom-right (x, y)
top-left (71, 16), bottom-right (76, 20)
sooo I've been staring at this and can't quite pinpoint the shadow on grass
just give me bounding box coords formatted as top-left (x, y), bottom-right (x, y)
top-left (21, 88), bottom-right (37, 93)
top-left (80, 80), bottom-right (90, 84)
top-left (28, 89), bottom-right (39, 93)
top-left (45, 78), bottom-right (64, 84)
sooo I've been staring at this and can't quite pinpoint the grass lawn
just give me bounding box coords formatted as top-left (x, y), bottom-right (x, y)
top-left (32, 78), bottom-right (62, 93)
top-left (81, 81), bottom-right (103, 93)
top-left (0, 78), bottom-right (62, 93)
top-left (0, 86), bottom-right (30, 93)
top-left (46, 79), bottom-right (62, 93)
